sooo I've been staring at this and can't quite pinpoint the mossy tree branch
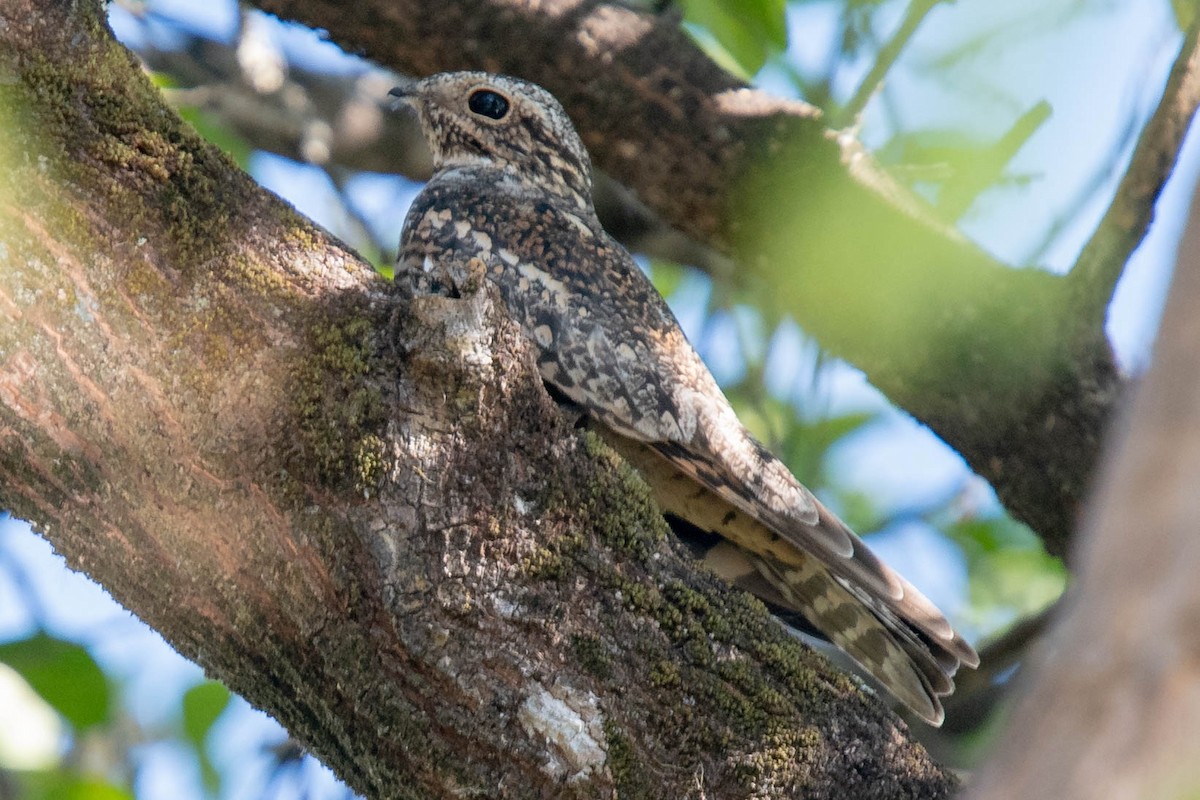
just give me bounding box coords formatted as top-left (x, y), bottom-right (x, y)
top-left (0, 2), bottom-right (957, 798)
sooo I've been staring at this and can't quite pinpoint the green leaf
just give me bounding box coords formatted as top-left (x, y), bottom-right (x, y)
top-left (791, 411), bottom-right (876, 457)
top-left (0, 633), bottom-right (111, 730)
top-left (876, 101), bottom-right (1052, 221)
top-left (182, 681), bottom-right (231, 749)
top-left (948, 514), bottom-right (1039, 557)
top-left (18, 773), bottom-right (134, 800)
top-left (679, 0), bottom-right (788, 77)
top-left (148, 71), bottom-right (179, 91)
top-left (969, 546), bottom-right (1066, 620)
top-left (57, 778), bottom-right (135, 800)
top-left (147, 69), bottom-right (254, 168)
top-left (197, 751), bottom-right (222, 797)
top-left (681, 23), bottom-right (757, 80)
top-left (828, 487), bottom-right (886, 535)
top-left (948, 515), bottom-right (1066, 625)
top-left (182, 681), bottom-right (231, 796)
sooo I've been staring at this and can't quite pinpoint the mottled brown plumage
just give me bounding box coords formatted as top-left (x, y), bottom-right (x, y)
top-left (391, 72), bottom-right (978, 725)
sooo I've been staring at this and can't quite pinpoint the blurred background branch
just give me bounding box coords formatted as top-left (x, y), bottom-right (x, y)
top-left (1067, 12), bottom-right (1200, 339)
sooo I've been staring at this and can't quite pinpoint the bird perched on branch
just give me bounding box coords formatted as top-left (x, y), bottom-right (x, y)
top-left (390, 71), bottom-right (978, 726)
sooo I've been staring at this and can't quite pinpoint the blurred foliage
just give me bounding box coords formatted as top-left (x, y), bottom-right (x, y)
top-left (14, 775), bottom-right (134, 800)
top-left (1174, 0), bottom-right (1197, 32)
top-left (176, 108), bottom-right (254, 172)
top-left (646, 258), bottom-right (688, 300)
top-left (876, 100), bottom-right (1053, 221)
top-left (0, 635), bottom-right (111, 731)
top-left (0, 630), bottom-right (240, 800)
top-left (736, 138), bottom-right (1071, 412)
top-left (181, 683), bottom-right (231, 795)
top-left (678, 0), bottom-right (788, 77)
top-left (949, 515), bottom-right (1067, 628)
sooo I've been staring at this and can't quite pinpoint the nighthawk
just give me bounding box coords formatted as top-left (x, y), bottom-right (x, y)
top-left (390, 71), bottom-right (978, 725)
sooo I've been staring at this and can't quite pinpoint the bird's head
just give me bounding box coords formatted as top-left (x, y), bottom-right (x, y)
top-left (390, 72), bottom-right (594, 209)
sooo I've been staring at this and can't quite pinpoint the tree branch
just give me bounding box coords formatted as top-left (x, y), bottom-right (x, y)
top-left (1067, 15), bottom-right (1200, 337)
top-left (834, 0), bottom-right (945, 128)
top-left (0, 2), bottom-right (957, 796)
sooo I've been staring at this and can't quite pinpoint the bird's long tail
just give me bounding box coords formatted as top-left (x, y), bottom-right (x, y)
top-left (600, 430), bottom-right (977, 726)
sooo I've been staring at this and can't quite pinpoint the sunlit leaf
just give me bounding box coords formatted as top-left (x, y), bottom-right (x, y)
top-left (148, 71), bottom-right (179, 90)
top-left (679, 0), bottom-right (788, 77)
top-left (682, 23), bottom-right (758, 80)
top-left (0, 663), bottom-right (62, 770)
top-left (0, 634), bottom-right (111, 731)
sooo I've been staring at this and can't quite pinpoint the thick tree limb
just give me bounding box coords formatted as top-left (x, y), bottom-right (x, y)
top-left (967, 141), bottom-right (1200, 800)
top-left (0, 2), bottom-right (957, 797)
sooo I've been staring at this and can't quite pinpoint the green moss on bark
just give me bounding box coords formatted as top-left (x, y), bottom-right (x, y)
top-left (289, 313), bottom-right (389, 494)
top-left (513, 422), bottom-right (947, 795)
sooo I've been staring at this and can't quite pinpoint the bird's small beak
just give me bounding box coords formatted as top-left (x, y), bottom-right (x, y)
top-left (387, 80), bottom-right (418, 111)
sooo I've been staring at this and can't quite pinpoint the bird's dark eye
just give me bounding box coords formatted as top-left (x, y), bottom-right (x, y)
top-left (468, 89), bottom-right (510, 120)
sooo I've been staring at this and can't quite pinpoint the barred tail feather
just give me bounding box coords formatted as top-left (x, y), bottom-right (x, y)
top-left (599, 428), bottom-right (977, 725)
top-left (751, 553), bottom-right (951, 725)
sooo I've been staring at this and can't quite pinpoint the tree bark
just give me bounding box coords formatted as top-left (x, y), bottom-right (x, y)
top-left (0, 2), bottom-right (956, 798)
